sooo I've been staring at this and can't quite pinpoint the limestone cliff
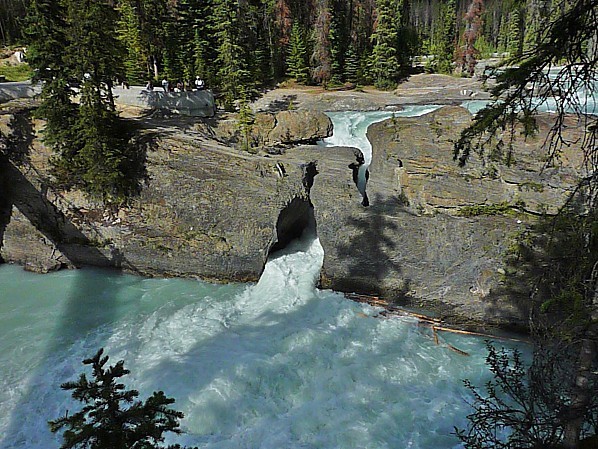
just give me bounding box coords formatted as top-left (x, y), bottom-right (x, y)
top-left (0, 101), bottom-right (586, 329)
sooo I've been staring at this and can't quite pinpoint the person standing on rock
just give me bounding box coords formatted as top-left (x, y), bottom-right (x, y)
top-left (161, 78), bottom-right (169, 92)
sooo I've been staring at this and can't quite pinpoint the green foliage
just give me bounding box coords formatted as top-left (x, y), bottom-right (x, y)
top-left (214, 0), bottom-right (252, 110)
top-left (25, 0), bottom-right (79, 173)
top-left (328, 15), bottom-right (343, 86)
top-left (430, 0), bottom-right (457, 74)
top-left (237, 88), bottom-right (255, 152)
top-left (458, 201), bottom-right (519, 217)
top-left (456, 2), bottom-right (598, 445)
top-left (506, 8), bottom-right (523, 57)
top-left (456, 341), bottom-right (598, 449)
top-left (533, 210), bottom-right (598, 328)
top-left (343, 45), bottom-right (360, 84)
top-left (0, 63), bottom-right (32, 81)
top-left (368, 0), bottom-right (401, 89)
top-left (49, 348), bottom-right (195, 449)
top-left (25, 0), bottom-right (145, 206)
top-left (287, 23), bottom-right (309, 84)
top-left (66, 0), bottom-right (124, 91)
top-left (117, 1), bottom-right (149, 84)
top-left (23, 0), bottom-right (68, 84)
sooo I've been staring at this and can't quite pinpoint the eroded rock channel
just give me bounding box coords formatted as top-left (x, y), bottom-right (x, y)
top-left (0, 100), bottom-right (587, 329)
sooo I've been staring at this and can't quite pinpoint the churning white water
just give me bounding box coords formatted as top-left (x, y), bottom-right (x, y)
top-left (320, 106), bottom-right (442, 166)
top-left (0, 108), bottom-right (523, 448)
top-left (0, 234), bottom-right (518, 449)
top-left (319, 106), bottom-right (441, 200)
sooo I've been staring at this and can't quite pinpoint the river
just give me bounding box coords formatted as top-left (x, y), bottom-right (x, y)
top-left (0, 109), bottom-right (524, 449)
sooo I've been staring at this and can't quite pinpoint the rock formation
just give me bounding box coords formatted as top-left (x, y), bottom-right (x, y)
top-left (0, 99), bottom-right (586, 329)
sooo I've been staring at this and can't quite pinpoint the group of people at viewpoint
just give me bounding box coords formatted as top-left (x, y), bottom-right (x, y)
top-left (145, 76), bottom-right (205, 92)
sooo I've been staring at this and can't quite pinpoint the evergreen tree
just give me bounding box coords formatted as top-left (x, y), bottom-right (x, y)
top-left (369, 0), bottom-right (400, 89)
top-left (60, 0), bottom-right (143, 204)
top-left (24, 0), bottom-right (81, 184)
top-left (455, 0), bottom-right (598, 444)
top-left (252, 30), bottom-right (274, 86)
top-left (49, 348), bottom-right (194, 449)
top-left (185, 0), bottom-right (217, 86)
top-left (343, 45), bottom-right (361, 83)
top-left (287, 22), bottom-right (309, 83)
top-left (523, 0), bottom-right (550, 54)
top-left (236, 87), bottom-right (255, 152)
top-left (124, 0), bottom-right (169, 80)
top-left (162, 17), bottom-right (184, 83)
top-left (506, 8), bottom-right (522, 58)
top-left (431, 0), bottom-right (457, 74)
top-left (329, 13), bottom-right (344, 85)
top-left (117, 1), bottom-right (147, 85)
top-left (176, 0), bottom-right (200, 83)
top-left (213, 0), bottom-right (251, 110)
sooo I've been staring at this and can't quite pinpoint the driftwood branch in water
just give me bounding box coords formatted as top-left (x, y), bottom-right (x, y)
top-left (344, 292), bottom-right (525, 343)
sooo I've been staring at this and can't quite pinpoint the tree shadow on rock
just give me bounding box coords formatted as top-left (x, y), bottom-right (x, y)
top-left (0, 112), bottom-right (138, 447)
top-left (260, 94), bottom-right (298, 113)
top-left (0, 104), bottom-right (35, 165)
top-left (334, 193), bottom-right (411, 298)
top-left (483, 188), bottom-right (598, 333)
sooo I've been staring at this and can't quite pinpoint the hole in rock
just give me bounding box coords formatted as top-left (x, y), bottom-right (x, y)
top-left (268, 197), bottom-right (317, 256)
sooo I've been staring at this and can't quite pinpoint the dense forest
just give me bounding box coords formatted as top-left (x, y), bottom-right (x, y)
top-left (0, 0), bottom-right (571, 96)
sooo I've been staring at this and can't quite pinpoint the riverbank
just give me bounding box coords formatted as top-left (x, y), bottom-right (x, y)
top-left (0, 75), bottom-right (585, 331)
top-left (251, 74), bottom-right (490, 113)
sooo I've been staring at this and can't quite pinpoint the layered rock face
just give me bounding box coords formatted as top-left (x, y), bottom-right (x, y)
top-left (0, 101), bottom-right (586, 328)
top-left (195, 110), bottom-right (333, 149)
top-left (315, 106), bottom-right (584, 326)
top-left (0, 108), bottom-right (332, 280)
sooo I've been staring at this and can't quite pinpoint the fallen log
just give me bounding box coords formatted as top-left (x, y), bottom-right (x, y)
top-left (344, 292), bottom-right (525, 343)
top-left (431, 325), bottom-right (525, 342)
top-left (446, 343), bottom-right (470, 356)
top-left (345, 292), bottom-right (442, 323)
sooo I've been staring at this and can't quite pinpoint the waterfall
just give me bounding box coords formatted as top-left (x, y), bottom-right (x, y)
top-left (319, 106), bottom-right (441, 205)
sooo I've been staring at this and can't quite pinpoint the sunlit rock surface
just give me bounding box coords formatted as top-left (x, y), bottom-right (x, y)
top-left (0, 100), bottom-right (587, 328)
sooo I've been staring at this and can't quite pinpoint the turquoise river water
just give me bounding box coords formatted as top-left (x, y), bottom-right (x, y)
top-left (0, 109), bottom-right (525, 448)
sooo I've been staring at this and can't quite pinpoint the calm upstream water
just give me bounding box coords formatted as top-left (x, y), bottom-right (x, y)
top-left (0, 108), bottom-right (524, 448)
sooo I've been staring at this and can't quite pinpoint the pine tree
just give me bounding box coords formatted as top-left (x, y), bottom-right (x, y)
top-left (186, 0), bottom-right (217, 86)
top-left (432, 0), bottom-right (457, 74)
top-left (49, 349), bottom-right (193, 449)
top-left (162, 18), bottom-right (184, 83)
top-left (506, 8), bottom-right (522, 58)
top-left (287, 22), bottom-right (309, 83)
top-left (369, 0), bottom-right (400, 89)
top-left (117, 1), bottom-right (147, 85)
top-left (61, 0), bottom-right (143, 204)
top-left (329, 13), bottom-right (344, 86)
top-left (24, 0), bottom-right (79, 170)
top-left (127, 0), bottom-right (169, 80)
top-left (213, 0), bottom-right (251, 110)
top-left (343, 45), bottom-right (360, 83)
top-left (237, 87), bottom-right (255, 152)
top-left (523, 0), bottom-right (550, 54)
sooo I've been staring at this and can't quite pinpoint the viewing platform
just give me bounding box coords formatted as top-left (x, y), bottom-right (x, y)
top-left (0, 82), bottom-right (216, 117)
